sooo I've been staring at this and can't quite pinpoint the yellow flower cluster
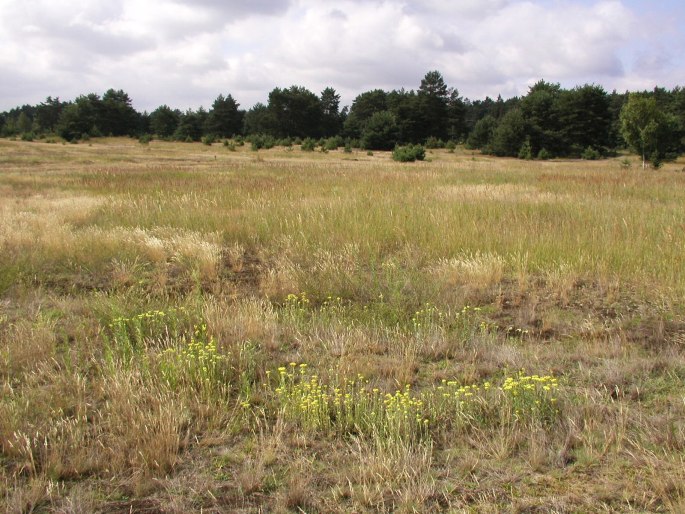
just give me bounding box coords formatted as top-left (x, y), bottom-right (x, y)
top-left (431, 372), bottom-right (560, 424)
top-left (411, 304), bottom-right (448, 332)
top-left (271, 366), bottom-right (428, 439)
top-left (159, 325), bottom-right (224, 395)
top-left (282, 293), bottom-right (312, 326)
top-left (320, 295), bottom-right (346, 313)
top-left (500, 373), bottom-right (559, 421)
top-left (108, 306), bottom-right (187, 330)
top-left (106, 307), bottom-right (188, 347)
top-left (269, 365), bottom-right (562, 439)
top-left (383, 384), bottom-right (430, 434)
top-left (501, 373), bottom-right (558, 394)
top-left (410, 304), bottom-right (491, 340)
top-left (284, 292), bottom-right (310, 309)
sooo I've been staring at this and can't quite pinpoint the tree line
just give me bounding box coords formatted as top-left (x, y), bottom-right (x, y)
top-left (2, 71), bottom-right (684, 164)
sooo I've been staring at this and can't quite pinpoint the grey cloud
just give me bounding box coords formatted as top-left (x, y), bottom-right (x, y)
top-left (433, 30), bottom-right (467, 53)
top-left (47, 25), bottom-right (154, 58)
top-left (170, 0), bottom-right (292, 20)
top-left (1, 0), bottom-right (684, 113)
top-left (403, 0), bottom-right (512, 18)
top-left (329, 9), bottom-right (347, 21)
top-left (633, 49), bottom-right (672, 74)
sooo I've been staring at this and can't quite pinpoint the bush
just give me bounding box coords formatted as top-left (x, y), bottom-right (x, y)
top-left (445, 140), bottom-right (457, 152)
top-left (650, 151), bottom-right (663, 169)
top-left (201, 135), bottom-right (216, 146)
top-left (581, 146), bottom-right (601, 160)
top-left (301, 138), bottom-right (316, 151)
top-left (425, 137), bottom-right (445, 149)
top-left (619, 158), bottom-right (632, 169)
top-left (263, 135), bottom-right (276, 149)
top-left (518, 140), bottom-right (533, 160)
top-left (537, 148), bottom-right (551, 160)
top-left (223, 140), bottom-right (236, 151)
top-left (392, 144), bottom-right (426, 162)
top-left (361, 111), bottom-right (398, 150)
top-left (248, 134), bottom-right (275, 151)
top-left (138, 134), bottom-right (153, 145)
top-left (20, 132), bottom-right (35, 142)
top-left (324, 136), bottom-right (343, 151)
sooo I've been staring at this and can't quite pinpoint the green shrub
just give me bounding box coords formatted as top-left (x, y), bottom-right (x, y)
top-left (224, 140), bottom-right (236, 151)
top-left (201, 135), bottom-right (216, 146)
top-left (301, 138), bottom-right (316, 151)
top-left (138, 134), bottom-right (153, 145)
top-left (324, 136), bottom-right (343, 151)
top-left (581, 146), bottom-right (601, 160)
top-left (537, 148), bottom-right (551, 160)
top-left (518, 139), bottom-right (533, 160)
top-left (262, 135), bottom-right (275, 149)
top-left (248, 134), bottom-right (275, 151)
top-left (425, 136), bottom-right (444, 149)
top-left (21, 132), bottom-right (35, 142)
top-left (445, 140), bottom-right (457, 152)
top-left (361, 111), bottom-right (398, 150)
top-left (392, 144), bottom-right (426, 162)
top-left (650, 151), bottom-right (663, 169)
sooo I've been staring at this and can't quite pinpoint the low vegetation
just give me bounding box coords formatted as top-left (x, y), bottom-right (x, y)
top-left (1, 138), bottom-right (685, 512)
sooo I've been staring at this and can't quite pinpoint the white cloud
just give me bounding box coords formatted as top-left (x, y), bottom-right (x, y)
top-left (0, 0), bottom-right (682, 111)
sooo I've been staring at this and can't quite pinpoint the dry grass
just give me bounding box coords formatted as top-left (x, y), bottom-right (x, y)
top-left (1, 137), bottom-right (684, 512)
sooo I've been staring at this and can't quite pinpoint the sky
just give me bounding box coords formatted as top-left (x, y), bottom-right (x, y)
top-left (1, 0), bottom-right (683, 112)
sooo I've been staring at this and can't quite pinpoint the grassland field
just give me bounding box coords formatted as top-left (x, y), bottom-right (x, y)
top-left (1, 137), bottom-right (685, 512)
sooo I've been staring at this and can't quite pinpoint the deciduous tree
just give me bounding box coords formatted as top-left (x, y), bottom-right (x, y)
top-left (620, 94), bottom-right (672, 168)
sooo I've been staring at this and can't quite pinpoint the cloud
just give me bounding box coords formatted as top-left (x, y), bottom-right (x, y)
top-left (0, 0), bottom-right (682, 112)
top-left (178, 0), bottom-right (292, 18)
